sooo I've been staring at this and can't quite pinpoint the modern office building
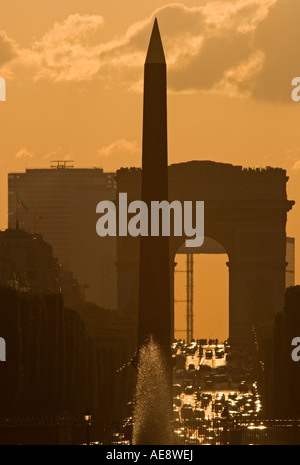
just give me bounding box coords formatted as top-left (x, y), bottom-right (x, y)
top-left (8, 162), bottom-right (117, 309)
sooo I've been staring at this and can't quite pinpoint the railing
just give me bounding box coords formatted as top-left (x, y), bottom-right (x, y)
top-left (0, 417), bottom-right (299, 445)
top-left (239, 419), bottom-right (300, 445)
top-left (0, 417), bottom-right (59, 445)
top-left (72, 421), bottom-right (133, 445)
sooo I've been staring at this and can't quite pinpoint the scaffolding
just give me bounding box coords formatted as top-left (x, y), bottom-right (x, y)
top-left (50, 160), bottom-right (74, 169)
top-left (174, 254), bottom-right (194, 342)
top-left (186, 254), bottom-right (194, 343)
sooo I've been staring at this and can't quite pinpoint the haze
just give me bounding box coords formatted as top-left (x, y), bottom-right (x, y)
top-left (0, 0), bottom-right (299, 338)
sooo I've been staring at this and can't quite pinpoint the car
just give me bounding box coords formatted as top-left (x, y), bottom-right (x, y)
top-left (204, 428), bottom-right (216, 445)
top-left (181, 403), bottom-right (194, 420)
top-left (201, 398), bottom-right (210, 408)
top-left (184, 385), bottom-right (195, 395)
top-left (227, 401), bottom-right (239, 412)
top-left (173, 384), bottom-right (183, 396)
top-left (186, 345), bottom-right (197, 356)
top-left (205, 350), bottom-right (213, 359)
top-left (174, 427), bottom-right (185, 443)
top-left (239, 381), bottom-right (248, 393)
top-left (194, 408), bottom-right (205, 420)
top-left (243, 401), bottom-right (255, 412)
top-left (236, 396), bottom-right (247, 407)
top-left (187, 437), bottom-right (200, 444)
top-left (173, 396), bottom-right (181, 407)
top-left (214, 402), bottom-right (223, 413)
top-left (215, 393), bottom-right (226, 404)
top-left (171, 347), bottom-right (177, 355)
top-left (181, 402), bottom-right (192, 408)
top-left (215, 350), bottom-right (224, 359)
top-left (194, 390), bottom-right (201, 401)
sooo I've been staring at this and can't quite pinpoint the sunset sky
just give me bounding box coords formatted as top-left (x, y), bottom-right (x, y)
top-left (1, 0), bottom-right (299, 338)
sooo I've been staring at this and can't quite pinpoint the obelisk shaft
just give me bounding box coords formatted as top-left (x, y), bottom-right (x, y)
top-left (138, 19), bottom-right (171, 358)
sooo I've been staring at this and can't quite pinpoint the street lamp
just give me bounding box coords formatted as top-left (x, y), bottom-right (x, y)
top-left (84, 409), bottom-right (92, 445)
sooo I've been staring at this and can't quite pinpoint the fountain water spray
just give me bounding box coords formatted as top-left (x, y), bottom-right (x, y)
top-left (132, 337), bottom-right (173, 445)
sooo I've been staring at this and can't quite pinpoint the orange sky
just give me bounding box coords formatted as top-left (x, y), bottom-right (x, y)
top-left (0, 1), bottom-right (300, 337)
top-left (174, 254), bottom-right (229, 341)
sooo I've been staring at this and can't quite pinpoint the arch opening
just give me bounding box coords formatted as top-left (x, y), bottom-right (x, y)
top-left (174, 237), bottom-right (229, 343)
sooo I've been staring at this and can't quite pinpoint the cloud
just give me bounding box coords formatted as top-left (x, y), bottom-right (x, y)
top-left (43, 147), bottom-right (62, 159)
top-left (21, 14), bottom-right (105, 81)
top-left (97, 139), bottom-right (141, 171)
top-left (252, 0), bottom-right (300, 101)
top-left (98, 139), bottom-right (139, 157)
top-left (15, 148), bottom-right (34, 159)
top-left (292, 160), bottom-right (300, 171)
top-left (0, 31), bottom-right (18, 79)
top-left (2, 1), bottom-right (299, 102)
top-left (287, 147), bottom-right (300, 171)
top-left (0, 30), bottom-right (18, 69)
top-left (213, 50), bottom-right (265, 98)
top-left (151, 1), bottom-right (277, 96)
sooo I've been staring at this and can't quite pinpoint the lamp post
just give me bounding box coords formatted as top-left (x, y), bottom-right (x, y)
top-left (84, 409), bottom-right (92, 445)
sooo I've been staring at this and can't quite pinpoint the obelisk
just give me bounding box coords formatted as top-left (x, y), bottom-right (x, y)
top-left (138, 19), bottom-right (171, 364)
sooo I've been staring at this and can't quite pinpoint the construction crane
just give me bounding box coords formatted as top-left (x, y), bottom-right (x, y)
top-left (186, 254), bottom-right (194, 343)
top-left (174, 254), bottom-right (194, 343)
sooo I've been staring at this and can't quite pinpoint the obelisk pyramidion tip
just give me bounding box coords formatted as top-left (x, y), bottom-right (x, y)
top-left (145, 18), bottom-right (166, 64)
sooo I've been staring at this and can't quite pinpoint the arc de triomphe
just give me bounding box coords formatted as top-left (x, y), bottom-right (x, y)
top-left (116, 160), bottom-right (294, 346)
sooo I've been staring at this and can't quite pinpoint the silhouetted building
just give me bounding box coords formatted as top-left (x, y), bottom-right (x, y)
top-left (8, 162), bottom-right (117, 308)
top-left (0, 228), bottom-right (61, 293)
top-left (62, 270), bottom-right (85, 309)
top-left (264, 286), bottom-right (300, 418)
top-left (286, 237), bottom-right (295, 287)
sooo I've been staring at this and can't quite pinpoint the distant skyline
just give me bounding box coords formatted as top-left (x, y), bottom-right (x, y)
top-left (0, 2), bottom-right (299, 339)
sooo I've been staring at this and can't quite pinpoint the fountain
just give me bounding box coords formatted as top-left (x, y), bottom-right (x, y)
top-left (132, 337), bottom-right (173, 445)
